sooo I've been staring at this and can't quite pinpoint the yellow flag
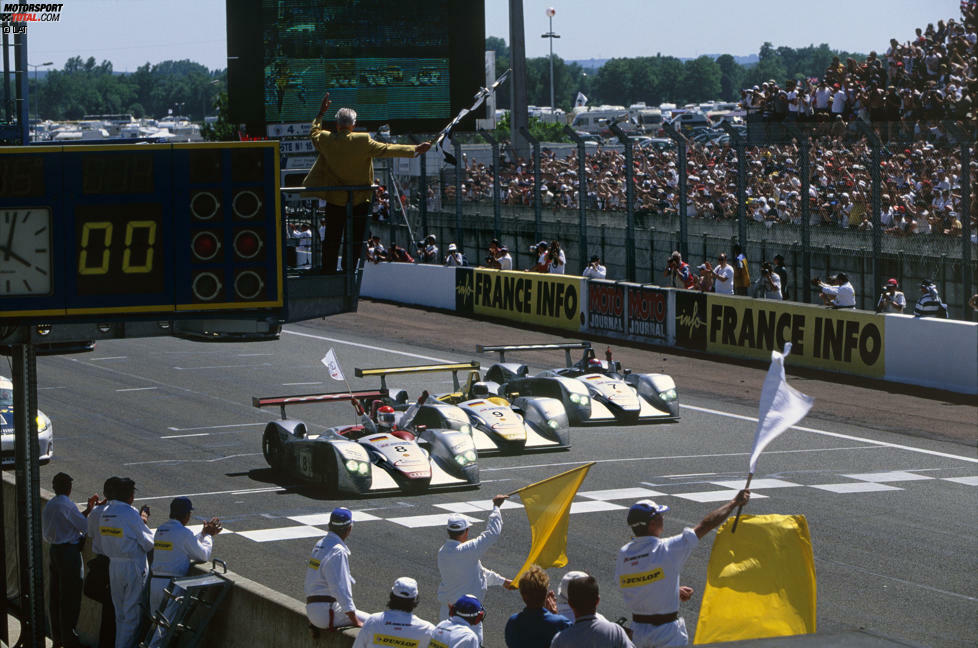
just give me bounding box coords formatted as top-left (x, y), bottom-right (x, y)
top-left (694, 514), bottom-right (816, 644)
top-left (512, 463), bottom-right (594, 582)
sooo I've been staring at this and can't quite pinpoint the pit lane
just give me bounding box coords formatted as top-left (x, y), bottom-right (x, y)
top-left (18, 301), bottom-right (978, 647)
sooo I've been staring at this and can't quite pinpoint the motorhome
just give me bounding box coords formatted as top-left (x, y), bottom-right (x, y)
top-left (570, 105), bottom-right (635, 135)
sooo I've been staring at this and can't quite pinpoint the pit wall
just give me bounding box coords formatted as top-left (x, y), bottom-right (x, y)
top-left (3, 472), bottom-right (357, 648)
top-left (361, 263), bottom-right (978, 395)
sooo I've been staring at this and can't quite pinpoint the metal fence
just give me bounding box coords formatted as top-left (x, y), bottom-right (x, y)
top-left (284, 119), bottom-right (976, 320)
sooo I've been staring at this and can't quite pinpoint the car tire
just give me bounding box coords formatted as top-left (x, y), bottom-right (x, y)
top-left (262, 425), bottom-right (286, 473)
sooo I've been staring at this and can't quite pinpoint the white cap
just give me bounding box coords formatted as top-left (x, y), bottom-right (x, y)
top-left (446, 514), bottom-right (471, 532)
top-left (391, 577), bottom-right (419, 599)
top-left (448, 243), bottom-right (457, 251)
top-left (557, 571), bottom-right (589, 600)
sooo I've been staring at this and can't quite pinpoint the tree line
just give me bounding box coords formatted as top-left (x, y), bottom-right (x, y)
top-left (486, 37), bottom-right (864, 109)
top-left (31, 56), bottom-right (225, 121)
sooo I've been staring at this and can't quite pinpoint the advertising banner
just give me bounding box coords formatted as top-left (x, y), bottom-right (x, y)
top-left (691, 295), bottom-right (885, 377)
top-left (455, 267), bottom-right (475, 314)
top-left (586, 281), bottom-right (625, 334)
top-left (625, 285), bottom-right (670, 343)
top-left (468, 270), bottom-right (583, 331)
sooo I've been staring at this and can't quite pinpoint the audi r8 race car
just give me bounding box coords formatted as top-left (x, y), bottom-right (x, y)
top-left (1, 375), bottom-right (54, 466)
top-left (252, 389), bottom-right (478, 496)
top-left (477, 342), bottom-right (679, 425)
top-left (355, 362), bottom-right (570, 454)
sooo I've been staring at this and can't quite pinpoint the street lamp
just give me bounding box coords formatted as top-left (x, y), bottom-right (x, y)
top-left (541, 7), bottom-right (560, 112)
top-left (27, 61), bottom-right (53, 121)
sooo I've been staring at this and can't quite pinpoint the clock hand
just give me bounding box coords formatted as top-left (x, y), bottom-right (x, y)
top-left (6, 249), bottom-right (33, 268)
top-left (3, 217), bottom-right (14, 262)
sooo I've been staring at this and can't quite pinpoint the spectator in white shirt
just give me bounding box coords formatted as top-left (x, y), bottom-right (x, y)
top-left (582, 255), bottom-right (607, 279)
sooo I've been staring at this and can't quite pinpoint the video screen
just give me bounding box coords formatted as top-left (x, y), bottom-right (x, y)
top-left (228, 0), bottom-right (485, 132)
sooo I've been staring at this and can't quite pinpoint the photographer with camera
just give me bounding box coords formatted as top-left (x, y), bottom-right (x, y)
top-left (548, 240), bottom-right (566, 275)
top-left (813, 273), bottom-right (856, 308)
top-left (664, 251), bottom-right (695, 290)
top-left (417, 234), bottom-right (439, 264)
top-left (583, 255), bottom-right (607, 279)
top-left (759, 261), bottom-right (783, 300)
top-left (530, 241), bottom-right (550, 273)
top-left (875, 278), bottom-right (906, 313)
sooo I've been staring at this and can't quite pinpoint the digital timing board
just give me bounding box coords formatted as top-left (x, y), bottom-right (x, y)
top-left (0, 142), bottom-right (284, 321)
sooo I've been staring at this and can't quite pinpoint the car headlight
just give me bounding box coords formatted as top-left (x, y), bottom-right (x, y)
top-left (578, 396), bottom-right (589, 405)
top-left (464, 450), bottom-right (476, 462)
top-left (455, 454), bottom-right (468, 466)
top-left (659, 388), bottom-right (678, 401)
top-left (547, 419), bottom-right (560, 429)
top-left (358, 462), bottom-right (370, 475)
top-left (460, 424), bottom-right (472, 435)
top-left (569, 393), bottom-right (580, 404)
top-left (455, 450), bottom-right (477, 466)
top-left (345, 459), bottom-right (359, 472)
top-left (36, 416), bottom-right (50, 433)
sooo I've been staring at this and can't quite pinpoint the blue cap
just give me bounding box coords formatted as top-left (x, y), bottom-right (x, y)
top-left (453, 595), bottom-right (483, 618)
top-left (169, 497), bottom-right (193, 518)
top-left (330, 507), bottom-right (353, 527)
top-left (627, 499), bottom-right (669, 525)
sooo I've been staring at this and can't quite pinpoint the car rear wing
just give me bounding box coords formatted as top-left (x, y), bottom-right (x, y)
top-left (476, 342), bottom-right (591, 367)
top-left (252, 390), bottom-right (387, 419)
top-left (355, 362), bottom-right (480, 392)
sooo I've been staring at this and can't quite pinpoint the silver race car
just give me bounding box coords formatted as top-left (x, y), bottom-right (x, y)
top-left (1, 375), bottom-right (54, 465)
top-left (477, 342), bottom-right (679, 425)
top-left (252, 389), bottom-right (478, 495)
top-left (355, 362), bottom-right (570, 454)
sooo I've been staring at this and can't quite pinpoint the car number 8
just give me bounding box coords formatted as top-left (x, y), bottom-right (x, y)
top-left (491, 411), bottom-right (505, 417)
top-left (393, 445), bottom-right (408, 453)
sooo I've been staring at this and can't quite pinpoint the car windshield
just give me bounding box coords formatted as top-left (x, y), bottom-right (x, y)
top-left (0, 388), bottom-right (12, 407)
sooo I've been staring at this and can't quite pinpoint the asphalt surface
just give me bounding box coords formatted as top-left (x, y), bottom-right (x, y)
top-left (11, 301), bottom-right (978, 647)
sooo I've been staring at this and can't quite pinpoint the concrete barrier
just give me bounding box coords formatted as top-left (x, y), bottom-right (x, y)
top-left (883, 314), bottom-right (978, 394)
top-left (3, 473), bottom-right (356, 647)
top-left (361, 262), bottom-right (457, 310)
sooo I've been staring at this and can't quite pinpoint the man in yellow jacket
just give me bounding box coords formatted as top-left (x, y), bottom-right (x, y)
top-left (304, 93), bottom-right (430, 273)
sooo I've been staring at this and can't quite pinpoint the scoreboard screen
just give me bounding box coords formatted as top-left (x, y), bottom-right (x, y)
top-left (227, 0), bottom-right (486, 131)
top-left (0, 142), bottom-right (284, 321)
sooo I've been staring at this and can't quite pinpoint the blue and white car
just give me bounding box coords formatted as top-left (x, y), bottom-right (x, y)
top-left (1, 375), bottom-right (54, 465)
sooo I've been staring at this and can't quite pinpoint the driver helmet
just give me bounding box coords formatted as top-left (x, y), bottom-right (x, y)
top-left (377, 405), bottom-right (396, 428)
top-left (470, 382), bottom-right (490, 397)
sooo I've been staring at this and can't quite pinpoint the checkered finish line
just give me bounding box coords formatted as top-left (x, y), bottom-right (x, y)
top-left (218, 470), bottom-right (976, 543)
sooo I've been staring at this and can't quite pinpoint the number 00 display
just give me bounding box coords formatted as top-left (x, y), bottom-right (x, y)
top-left (74, 205), bottom-right (165, 297)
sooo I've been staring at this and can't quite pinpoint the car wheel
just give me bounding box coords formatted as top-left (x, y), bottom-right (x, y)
top-left (262, 425), bottom-right (285, 472)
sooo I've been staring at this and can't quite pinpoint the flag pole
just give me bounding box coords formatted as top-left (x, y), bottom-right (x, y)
top-left (730, 472), bottom-right (753, 533)
top-left (506, 462), bottom-right (595, 497)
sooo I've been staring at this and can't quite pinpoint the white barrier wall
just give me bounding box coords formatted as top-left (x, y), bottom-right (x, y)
top-left (360, 262), bottom-right (457, 310)
top-left (883, 314), bottom-right (978, 394)
top-left (357, 264), bottom-right (978, 395)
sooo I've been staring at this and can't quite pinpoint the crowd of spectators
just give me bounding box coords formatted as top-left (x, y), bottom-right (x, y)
top-left (436, 8), bottom-right (976, 242)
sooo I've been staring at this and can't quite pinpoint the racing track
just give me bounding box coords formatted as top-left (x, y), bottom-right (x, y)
top-left (14, 301), bottom-right (978, 647)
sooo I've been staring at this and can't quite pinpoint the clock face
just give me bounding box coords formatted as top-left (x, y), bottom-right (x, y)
top-left (0, 208), bottom-right (52, 296)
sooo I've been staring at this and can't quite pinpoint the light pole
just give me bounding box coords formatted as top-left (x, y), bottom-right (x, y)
top-left (541, 7), bottom-right (560, 111)
top-left (27, 61), bottom-right (52, 121)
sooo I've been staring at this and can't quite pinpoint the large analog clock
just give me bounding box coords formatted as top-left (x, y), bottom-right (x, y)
top-left (0, 208), bottom-right (52, 296)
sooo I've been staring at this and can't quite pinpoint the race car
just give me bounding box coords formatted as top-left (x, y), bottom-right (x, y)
top-left (1, 375), bottom-right (54, 465)
top-left (252, 389), bottom-right (478, 495)
top-left (355, 362), bottom-right (570, 454)
top-left (476, 342), bottom-right (679, 425)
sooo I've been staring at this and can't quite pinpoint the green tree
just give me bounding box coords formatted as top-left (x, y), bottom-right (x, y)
top-left (201, 91), bottom-right (238, 141)
top-left (715, 54), bottom-right (744, 101)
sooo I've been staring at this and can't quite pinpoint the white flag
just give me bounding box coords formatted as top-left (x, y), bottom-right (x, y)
top-left (321, 348), bottom-right (345, 382)
top-left (575, 91), bottom-right (588, 107)
top-left (748, 343), bottom-right (814, 474)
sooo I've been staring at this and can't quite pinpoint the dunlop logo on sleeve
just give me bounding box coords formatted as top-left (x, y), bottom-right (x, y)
top-left (619, 567), bottom-right (665, 588)
top-left (153, 541), bottom-right (173, 551)
top-left (430, 641), bottom-right (448, 648)
top-left (307, 558), bottom-right (321, 570)
top-left (99, 526), bottom-right (123, 538)
top-left (373, 635), bottom-right (420, 647)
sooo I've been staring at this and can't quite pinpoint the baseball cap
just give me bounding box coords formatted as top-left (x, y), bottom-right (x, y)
top-left (52, 472), bottom-right (72, 490)
top-left (920, 279), bottom-right (935, 288)
top-left (169, 497), bottom-right (193, 518)
top-left (448, 243), bottom-right (457, 251)
top-left (773, 254), bottom-right (784, 262)
top-left (627, 499), bottom-right (670, 525)
top-left (330, 507), bottom-right (353, 527)
top-left (557, 571), bottom-right (589, 600)
top-left (453, 595), bottom-right (484, 618)
top-left (446, 514), bottom-right (471, 532)
top-left (886, 278), bottom-right (899, 286)
top-left (391, 577), bottom-right (419, 599)
top-left (590, 255), bottom-right (600, 262)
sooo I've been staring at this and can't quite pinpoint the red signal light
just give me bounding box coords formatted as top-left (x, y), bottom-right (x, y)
top-left (191, 231), bottom-right (221, 261)
top-left (233, 230), bottom-right (263, 260)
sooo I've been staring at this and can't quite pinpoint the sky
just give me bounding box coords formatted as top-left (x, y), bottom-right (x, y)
top-left (22, 0), bottom-right (965, 73)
